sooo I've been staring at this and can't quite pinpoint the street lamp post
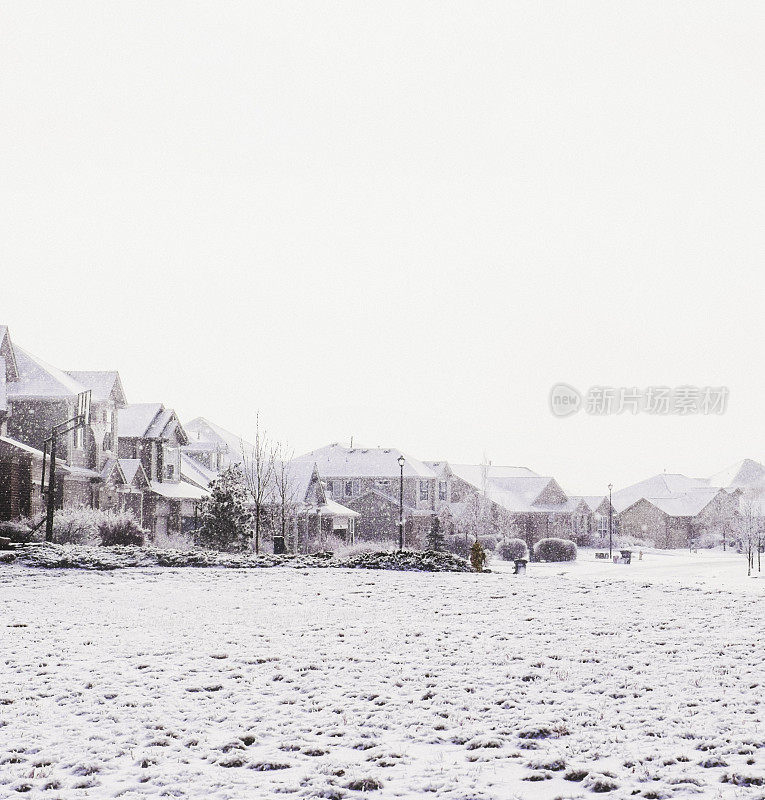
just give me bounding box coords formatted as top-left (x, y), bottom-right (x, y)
top-left (608, 482), bottom-right (613, 559)
top-left (397, 455), bottom-right (405, 551)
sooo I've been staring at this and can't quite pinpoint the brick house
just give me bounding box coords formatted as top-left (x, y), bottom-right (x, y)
top-left (613, 473), bottom-right (741, 548)
top-left (0, 327), bottom-right (104, 516)
top-left (618, 488), bottom-right (739, 549)
top-left (117, 403), bottom-right (208, 539)
top-left (181, 422), bottom-right (359, 549)
top-left (271, 460), bottom-right (360, 551)
top-left (293, 443), bottom-right (438, 544)
top-left (430, 461), bottom-right (594, 549)
top-left (569, 495), bottom-right (617, 544)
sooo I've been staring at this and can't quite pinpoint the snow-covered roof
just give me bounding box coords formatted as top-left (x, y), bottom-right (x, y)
top-left (100, 458), bottom-right (123, 482)
top-left (0, 326), bottom-right (19, 383)
top-left (0, 326), bottom-right (18, 412)
top-left (7, 345), bottom-right (85, 400)
top-left (708, 459), bottom-right (765, 490)
top-left (574, 495), bottom-right (609, 513)
top-left (0, 435), bottom-right (46, 460)
top-left (118, 404), bottom-right (164, 437)
top-left (149, 480), bottom-right (209, 500)
top-left (294, 443), bottom-right (435, 479)
top-left (118, 404), bottom-right (186, 442)
top-left (66, 371), bottom-right (126, 405)
top-left (449, 463), bottom-right (539, 487)
top-left (642, 488), bottom-right (721, 518)
top-left (320, 498), bottom-right (360, 518)
top-left (611, 473), bottom-right (710, 513)
top-left (62, 465), bottom-right (102, 479)
top-left (257, 460), bottom-right (326, 506)
top-left (180, 453), bottom-right (218, 490)
top-left (184, 416), bottom-right (254, 458)
top-left (118, 458), bottom-right (147, 486)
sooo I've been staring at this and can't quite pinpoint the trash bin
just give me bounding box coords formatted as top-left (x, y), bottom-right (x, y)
top-left (620, 550), bottom-right (632, 565)
top-left (514, 559), bottom-right (527, 575)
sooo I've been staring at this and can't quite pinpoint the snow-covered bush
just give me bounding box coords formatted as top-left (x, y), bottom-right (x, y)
top-left (444, 534), bottom-right (470, 559)
top-left (98, 512), bottom-right (146, 546)
top-left (50, 507), bottom-right (103, 545)
top-left (534, 537), bottom-right (577, 562)
top-left (0, 520), bottom-right (34, 543)
top-left (499, 538), bottom-right (529, 561)
top-left (479, 533), bottom-right (500, 552)
top-left (312, 534), bottom-right (347, 555)
top-left (334, 540), bottom-right (398, 559)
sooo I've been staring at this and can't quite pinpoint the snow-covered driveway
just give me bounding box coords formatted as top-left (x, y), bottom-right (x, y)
top-left (0, 561), bottom-right (762, 799)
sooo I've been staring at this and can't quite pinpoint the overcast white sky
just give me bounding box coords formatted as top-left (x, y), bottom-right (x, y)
top-left (2, 1), bottom-right (763, 494)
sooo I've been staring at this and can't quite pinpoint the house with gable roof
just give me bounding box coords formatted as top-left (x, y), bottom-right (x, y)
top-left (614, 472), bottom-right (740, 548)
top-left (0, 327), bottom-right (109, 515)
top-left (263, 459), bottom-right (360, 551)
top-left (183, 416), bottom-right (252, 474)
top-left (181, 422), bottom-right (360, 549)
top-left (707, 458), bottom-right (765, 499)
top-left (117, 403), bottom-right (208, 539)
top-left (439, 462), bottom-right (594, 548)
top-left (293, 443), bottom-right (438, 543)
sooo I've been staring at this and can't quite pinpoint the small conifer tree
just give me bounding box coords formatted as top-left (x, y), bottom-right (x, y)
top-left (196, 465), bottom-right (252, 552)
top-left (470, 538), bottom-right (487, 572)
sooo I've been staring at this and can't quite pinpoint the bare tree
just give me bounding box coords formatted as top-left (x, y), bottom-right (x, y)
top-left (240, 412), bottom-right (275, 554)
top-left (272, 443), bottom-right (299, 555)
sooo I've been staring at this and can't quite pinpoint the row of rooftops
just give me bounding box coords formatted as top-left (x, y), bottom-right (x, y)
top-left (3, 325), bottom-right (763, 520)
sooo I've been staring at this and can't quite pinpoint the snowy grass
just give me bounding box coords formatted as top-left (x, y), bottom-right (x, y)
top-left (0, 554), bottom-right (762, 799)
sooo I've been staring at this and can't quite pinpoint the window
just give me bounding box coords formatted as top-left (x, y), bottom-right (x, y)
top-left (345, 480), bottom-right (353, 497)
top-left (353, 479), bottom-right (360, 496)
top-left (103, 432), bottom-right (113, 452)
top-left (163, 446), bottom-right (180, 482)
top-left (326, 480), bottom-right (335, 498)
top-left (419, 481), bottom-right (429, 501)
top-left (438, 480), bottom-right (447, 501)
top-left (376, 479), bottom-right (391, 492)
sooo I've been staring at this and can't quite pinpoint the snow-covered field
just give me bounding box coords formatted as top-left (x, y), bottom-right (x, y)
top-left (1, 551), bottom-right (763, 799)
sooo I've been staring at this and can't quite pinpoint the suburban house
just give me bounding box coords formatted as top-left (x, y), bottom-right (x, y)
top-left (183, 416), bottom-right (251, 475)
top-left (0, 327), bottom-right (104, 516)
top-left (428, 460), bottom-right (594, 548)
top-left (1, 326), bottom-right (52, 519)
top-left (181, 421), bottom-right (360, 548)
top-left (266, 459), bottom-right (360, 551)
top-left (117, 403), bottom-right (208, 539)
top-left (293, 443), bottom-right (438, 544)
top-left (569, 495), bottom-right (616, 543)
top-left (613, 473), bottom-right (741, 548)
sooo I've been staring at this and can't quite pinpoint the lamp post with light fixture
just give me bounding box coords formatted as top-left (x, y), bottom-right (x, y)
top-left (397, 455), bottom-right (405, 551)
top-left (608, 482), bottom-right (613, 558)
